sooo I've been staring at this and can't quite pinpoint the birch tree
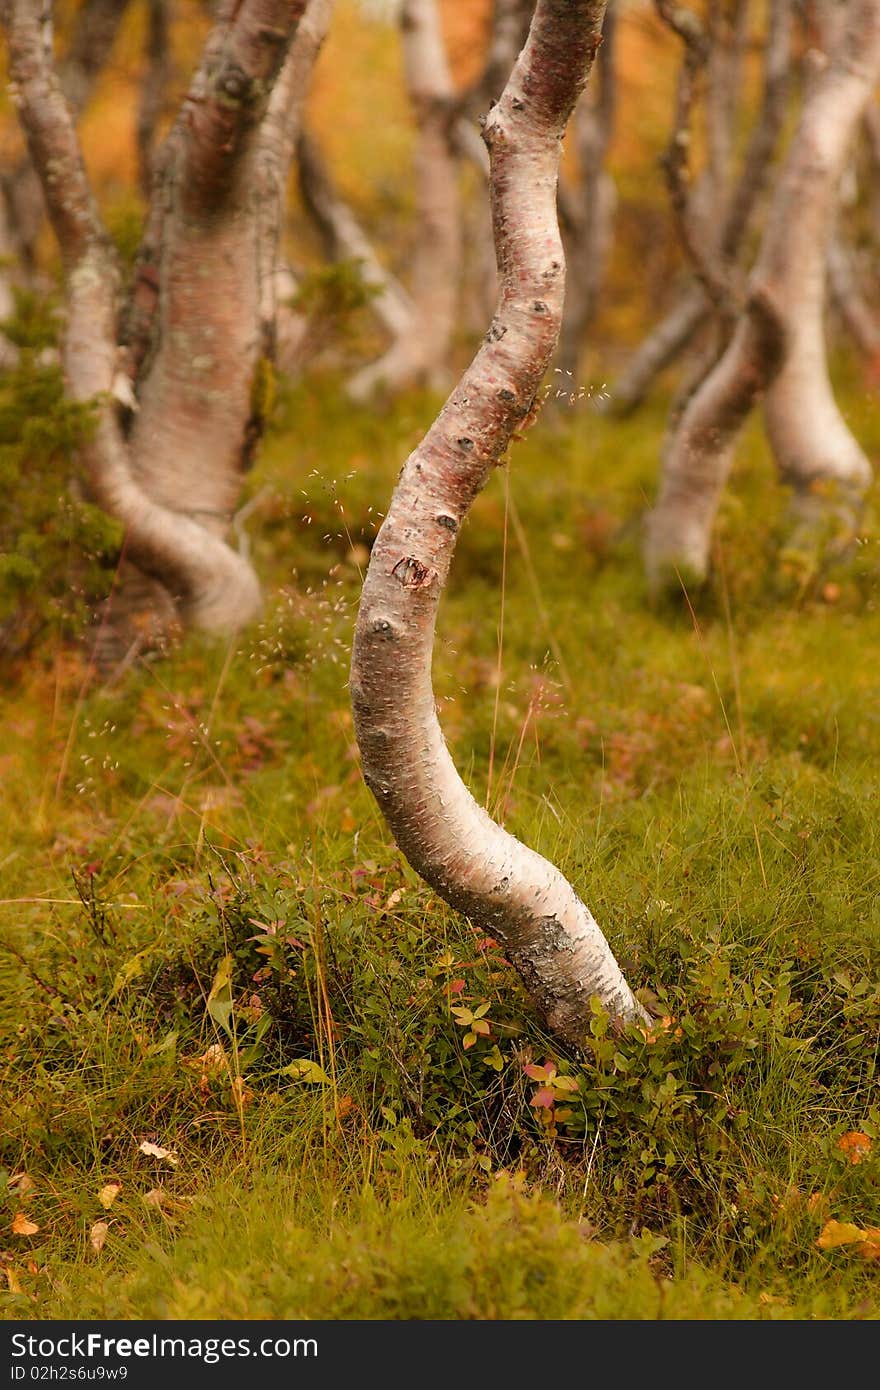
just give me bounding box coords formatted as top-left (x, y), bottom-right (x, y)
top-left (2, 0), bottom-right (332, 664)
top-left (645, 0), bottom-right (880, 592)
top-left (350, 0), bottom-right (648, 1049)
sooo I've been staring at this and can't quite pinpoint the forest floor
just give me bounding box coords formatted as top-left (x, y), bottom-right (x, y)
top-left (2, 365), bottom-right (879, 1320)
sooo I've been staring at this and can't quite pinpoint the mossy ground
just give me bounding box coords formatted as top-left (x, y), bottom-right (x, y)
top-left (1, 362), bottom-right (879, 1321)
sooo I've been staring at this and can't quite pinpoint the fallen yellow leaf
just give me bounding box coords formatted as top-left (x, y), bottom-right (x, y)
top-left (89, 1221), bottom-right (109, 1254)
top-left (11, 1213), bottom-right (39, 1237)
top-left (817, 1219), bottom-right (871, 1251)
top-left (97, 1182), bottom-right (121, 1209)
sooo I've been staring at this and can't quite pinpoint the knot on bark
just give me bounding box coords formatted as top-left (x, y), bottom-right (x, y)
top-left (217, 63), bottom-right (257, 106)
top-left (391, 556), bottom-right (436, 589)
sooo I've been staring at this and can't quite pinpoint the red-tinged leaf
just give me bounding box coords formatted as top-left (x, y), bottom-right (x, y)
top-left (836, 1132), bottom-right (872, 1165)
top-left (523, 1062), bottom-right (556, 1083)
top-left (530, 1087), bottom-right (556, 1109)
top-left (463, 1031), bottom-right (477, 1049)
top-left (448, 979), bottom-right (466, 996)
top-left (471, 1019), bottom-right (491, 1036)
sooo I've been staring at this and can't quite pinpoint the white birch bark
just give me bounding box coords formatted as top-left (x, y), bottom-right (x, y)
top-left (3, 0), bottom-right (331, 661)
top-left (761, 5), bottom-right (880, 545)
top-left (350, 0), bottom-right (648, 1048)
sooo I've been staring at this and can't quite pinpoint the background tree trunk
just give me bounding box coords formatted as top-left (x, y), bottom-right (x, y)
top-left (645, 0), bottom-right (880, 592)
top-left (348, 0), bottom-right (461, 400)
top-left (556, 0), bottom-right (617, 381)
top-left (607, 0), bottom-right (793, 415)
top-left (350, 0), bottom-right (648, 1049)
top-left (3, 0), bottom-right (327, 668)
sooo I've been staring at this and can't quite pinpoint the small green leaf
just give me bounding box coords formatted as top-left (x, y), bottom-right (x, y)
top-left (206, 955), bottom-right (234, 1040)
top-left (110, 946), bottom-right (154, 998)
top-left (279, 1059), bottom-right (330, 1083)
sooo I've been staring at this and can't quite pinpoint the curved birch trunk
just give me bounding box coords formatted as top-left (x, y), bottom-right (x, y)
top-left (645, 0), bottom-right (880, 591)
top-left (350, 0), bottom-right (647, 1049)
top-left (348, 0), bottom-right (461, 400)
top-left (3, 0), bottom-right (328, 661)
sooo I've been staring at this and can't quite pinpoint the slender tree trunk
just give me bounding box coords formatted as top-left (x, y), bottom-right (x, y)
top-left (3, 0), bottom-right (132, 274)
top-left (297, 128), bottom-right (415, 342)
top-left (348, 0), bottom-right (461, 399)
top-left (645, 0), bottom-right (880, 591)
top-left (556, 0), bottom-right (617, 380)
top-left (827, 231), bottom-right (880, 367)
top-left (136, 0), bottom-right (171, 200)
top-left (350, 0), bottom-right (647, 1049)
top-left (608, 0), bottom-right (793, 415)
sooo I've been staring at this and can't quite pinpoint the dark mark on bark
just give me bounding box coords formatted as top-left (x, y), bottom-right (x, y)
top-left (533, 300), bottom-right (548, 314)
top-left (436, 513), bottom-right (457, 531)
top-left (391, 556), bottom-right (436, 589)
top-left (486, 321), bottom-right (507, 342)
top-left (457, 437), bottom-right (474, 451)
top-left (498, 388), bottom-right (516, 402)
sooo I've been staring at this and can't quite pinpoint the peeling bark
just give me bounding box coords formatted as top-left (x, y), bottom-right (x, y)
top-left (348, 0), bottom-right (462, 400)
top-left (646, 0), bottom-right (880, 590)
top-left (351, 0), bottom-right (647, 1048)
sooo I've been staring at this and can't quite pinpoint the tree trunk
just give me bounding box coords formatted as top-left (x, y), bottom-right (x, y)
top-left (297, 128), bottom-right (415, 343)
top-left (607, 0), bottom-right (793, 416)
top-left (3, 0), bottom-right (326, 664)
top-left (135, 0), bottom-right (170, 200)
top-left (556, 0), bottom-right (617, 380)
top-left (827, 231), bottom-right (880, 367)
top-left (761, 1), bottom-right (880, 552)
top-left (350, 0), bottom-right (647, 1049)
top-left (645, 0), bottom-right (880, 592)
top-left (348, 0), bottom-right (462, 400)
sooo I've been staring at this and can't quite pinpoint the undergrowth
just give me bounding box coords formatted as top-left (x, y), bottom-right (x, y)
top-left (1, 361), bottom-right (879, 1320)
